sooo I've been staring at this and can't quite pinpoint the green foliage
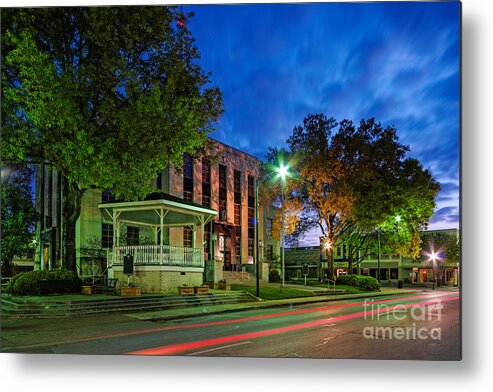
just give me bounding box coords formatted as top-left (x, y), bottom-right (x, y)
top-left (6, 268), bottom-right (80, 296)
top-left (268, 269), bottom-right (281, 283)
top-left (420, 231), bottom-right (460, 265)
top-left (266, 115), bottom-right (440, 259)
top-left (1, 164), bottom-right (37, 272)
top-left (2, 8), bottom-right (223, 200)
top-left (2, 7), bottom-right (223, 270)
top-left (336, 274), bottom-right (380, 291)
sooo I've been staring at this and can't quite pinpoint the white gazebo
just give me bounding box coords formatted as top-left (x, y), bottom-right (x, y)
top-left (99, 196), bottom-right (217, 292)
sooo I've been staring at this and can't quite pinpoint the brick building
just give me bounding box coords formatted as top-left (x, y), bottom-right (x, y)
top-left (35, 139), bottom-right (279, 292)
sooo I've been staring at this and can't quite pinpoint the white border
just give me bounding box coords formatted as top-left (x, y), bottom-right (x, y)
top-left (2, 1), bottom-right (492, 391)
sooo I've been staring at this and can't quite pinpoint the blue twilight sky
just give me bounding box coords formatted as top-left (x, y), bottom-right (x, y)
top-left (188, 1), bottom-right (460, 246)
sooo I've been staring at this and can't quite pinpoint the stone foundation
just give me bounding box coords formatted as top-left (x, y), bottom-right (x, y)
top-left (111, 266), bottom-right (204, 293)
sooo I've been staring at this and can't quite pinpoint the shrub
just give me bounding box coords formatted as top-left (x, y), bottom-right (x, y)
top-left (268, 269), bottom-right (280, 283)
top-left (336, 274), bottom-right (380, 291)
top-left (6, 268), bottom-right (81, 296)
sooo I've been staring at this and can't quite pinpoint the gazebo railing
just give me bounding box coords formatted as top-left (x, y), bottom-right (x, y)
top-left (110, 245), bottom-right (203, 268)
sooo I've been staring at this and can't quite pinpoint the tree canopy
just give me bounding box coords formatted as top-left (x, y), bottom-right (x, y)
top-left (2, 6), bottom-right (223, 200)
top-left (1, 7), bottom-right (223, 270)
top-left (0, 164), bottom-right (37, 274)
top-left (263, 114), bottom-right (440, 262)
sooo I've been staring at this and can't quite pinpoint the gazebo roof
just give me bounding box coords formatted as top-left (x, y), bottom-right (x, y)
top-left (99, 195), bottom-right (217, 228)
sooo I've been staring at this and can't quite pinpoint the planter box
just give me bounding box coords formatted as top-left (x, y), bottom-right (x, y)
top-left (177, 286), bottom-right (194, 295)
top-left (80, 285), bottom-right (94, 295)
top-left (120, 287), bottom-right (141, 296)
top-left (194, 286), bottom-right (209, 294)
top-left (218, 283), bottom-right (231, 290)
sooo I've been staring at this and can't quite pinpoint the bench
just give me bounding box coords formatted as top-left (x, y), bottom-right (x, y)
top-left (93, 278), bottom-right (118, 295)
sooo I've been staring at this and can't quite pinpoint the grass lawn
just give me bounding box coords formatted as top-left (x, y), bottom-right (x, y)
top-left (333, 284), bottom-right (367, 294)
top-left (287, 282), bottom-right (368, 294)
top-left (231, 285), bottom-right (316, 300)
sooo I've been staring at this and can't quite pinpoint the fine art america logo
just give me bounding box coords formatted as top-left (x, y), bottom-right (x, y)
top-left (362, 299), bottom-right (443, 341)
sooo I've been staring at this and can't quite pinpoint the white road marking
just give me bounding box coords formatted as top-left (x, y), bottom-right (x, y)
top-left (186, 341), bottom-right (252, 356)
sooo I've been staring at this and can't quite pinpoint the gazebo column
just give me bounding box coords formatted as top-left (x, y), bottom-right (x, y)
top-left (160, 206), bottom-right (164, 264)
top-left (156, 207), bottom-right (168, 265)
top-left (112, 210), bottom-right (121, 266)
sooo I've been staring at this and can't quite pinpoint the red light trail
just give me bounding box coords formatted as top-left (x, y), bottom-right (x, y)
top-left (127, 295), bottom-right (459, 356)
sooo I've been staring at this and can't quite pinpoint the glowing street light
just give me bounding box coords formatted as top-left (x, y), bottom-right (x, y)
top-left (255, 162), bottom-right (290, 295)
top-left (426, 250), bottom-right (441, 290)
top-left (324, 240), bottom-right (334, 290)
top-left (277, 163), bottom-right (289, 288)
top-left (277, 164), bottom-right (289, 179)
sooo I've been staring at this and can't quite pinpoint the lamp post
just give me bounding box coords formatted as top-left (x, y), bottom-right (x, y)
top-left (430, 251), bottom-right (438, 290)
top-left (325, 240), bottom-right (332, 288)
top-left (377, 227), bottom-right (381, 283)
top-left (255, 164), bottom-right (289, 296)
top-left (277, 164), bottom-right (288, 287)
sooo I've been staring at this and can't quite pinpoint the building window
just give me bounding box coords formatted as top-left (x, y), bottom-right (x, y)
top-left (235, 236), bottom-right (241, 260)
top-left (247, 175), bottom-right (255, 208)
top-left (183, 155), bottom-right (193, 179)
top-left (390, 268), bottom-right (399, 279)
top-left (337, 246), bottom-right (342, 257)
top-left (126, 226), bottom-right (140, 246)
top-left (266, 218), bottom-right (273, 237)
top-left (219, 165), bottom-right (227, 220)
top-left (234, 170), bottom-right (241, 194)
top-left (156, 172), bottom-right (162, 191)
top-left (102, 189), bottom-right (116, 203)
top-left (248, 238), bottom-right (254, 257)
top-left (102, 223), bottom-right (113, 249)
top-left (266, 244), bottom-right (274, 260)
top-left (202, 160), bottom-right (211, 207)
top-left (234, 203), bottom-right (241, 226)
top-left (219, 164), bottom-right (227, 189)
top-left (233, 170), bottom-right (241, 226)
top-left (183, 155), bottom-right (193, 201)
top-left (184, 227), bottom-right (193, 248)
top-left (248, 207), bottom-right (255, 230)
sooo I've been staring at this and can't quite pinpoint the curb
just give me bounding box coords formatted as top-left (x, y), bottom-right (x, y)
top-left (137, 289), bottom-right (423, 322)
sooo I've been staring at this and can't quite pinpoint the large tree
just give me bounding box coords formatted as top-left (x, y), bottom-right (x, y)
top-left (264, 114), bottom-right (440, 276)
top-left (0, 164), bottom-right (37, 275)
top-left (1, 7), bottom-right (223, 271)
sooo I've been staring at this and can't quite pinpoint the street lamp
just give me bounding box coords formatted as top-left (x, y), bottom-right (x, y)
top-left (278, 164), bottom-right (289, 288)
top-left (325, 240), bottom-right (332, 289)
top-left (430, 251), bottom-right (438, 290)
top-left (255, 163), bottom-right (290, 296)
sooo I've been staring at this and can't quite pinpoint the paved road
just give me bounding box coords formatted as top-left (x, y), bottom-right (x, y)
top-left (2, 290), bottom-right (460, 360)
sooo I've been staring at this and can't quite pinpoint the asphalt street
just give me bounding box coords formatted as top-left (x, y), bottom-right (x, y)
top-left (3, 290), bottom-right (460, 360)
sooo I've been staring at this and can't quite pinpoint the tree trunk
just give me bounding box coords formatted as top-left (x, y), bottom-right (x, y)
top-left (62, 179), bottom-right (84, 273)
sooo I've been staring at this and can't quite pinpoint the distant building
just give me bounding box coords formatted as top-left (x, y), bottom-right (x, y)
top-left (285, 228), bottom-right (460, 287)
top-left (35, 139), bottom-right (279, 292)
